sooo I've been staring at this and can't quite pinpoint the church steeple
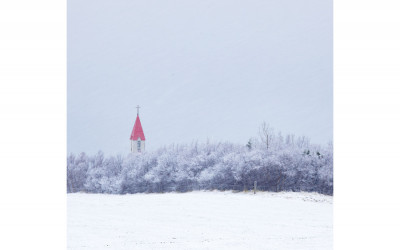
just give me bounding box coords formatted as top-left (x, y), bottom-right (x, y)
top-left (130, 106), bottom-right (145, 153)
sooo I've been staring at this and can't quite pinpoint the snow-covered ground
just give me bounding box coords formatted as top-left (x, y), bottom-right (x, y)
top-left (68, 191), bottom-right (332, 249)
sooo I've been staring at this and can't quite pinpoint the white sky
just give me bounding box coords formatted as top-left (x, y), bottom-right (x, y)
top-left (67, 0), bottom-right (332, 155)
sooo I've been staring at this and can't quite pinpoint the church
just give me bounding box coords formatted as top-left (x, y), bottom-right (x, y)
top-left (130, 106), bottom-right (145, 153)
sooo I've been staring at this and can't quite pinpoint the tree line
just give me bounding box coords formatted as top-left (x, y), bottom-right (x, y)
top-left (67, 124), bottom-right (333, 195)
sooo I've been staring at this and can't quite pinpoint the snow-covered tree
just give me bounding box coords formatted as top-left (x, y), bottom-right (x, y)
top-left (67, 126), bottom-right (333, 195)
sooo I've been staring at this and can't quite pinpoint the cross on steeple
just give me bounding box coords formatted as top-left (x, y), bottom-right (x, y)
top-left (136, 105), bottom-right (140, 116)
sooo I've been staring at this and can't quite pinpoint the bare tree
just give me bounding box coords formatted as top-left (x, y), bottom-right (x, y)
top-left (296, 135), bottom-right (310, 148)
top-left (259, 122), bottom-right (274, 150)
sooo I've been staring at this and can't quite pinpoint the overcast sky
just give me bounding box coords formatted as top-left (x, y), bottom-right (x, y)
top-left (67, 0), bottom-right (332, 155)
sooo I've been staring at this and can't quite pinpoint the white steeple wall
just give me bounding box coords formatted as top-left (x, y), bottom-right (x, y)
top-left (131, 138), bottom-right (145, 153)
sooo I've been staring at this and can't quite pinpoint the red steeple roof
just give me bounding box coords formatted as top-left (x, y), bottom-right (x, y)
top-left (130, 115), bottom-right (145, 141)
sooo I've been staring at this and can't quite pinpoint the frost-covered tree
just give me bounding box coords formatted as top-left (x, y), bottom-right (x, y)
top-left (67, 126), bottom-right (333, 195)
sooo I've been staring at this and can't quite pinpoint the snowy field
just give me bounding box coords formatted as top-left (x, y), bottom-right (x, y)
top-left (68, 191), bottom-right (332, 250)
